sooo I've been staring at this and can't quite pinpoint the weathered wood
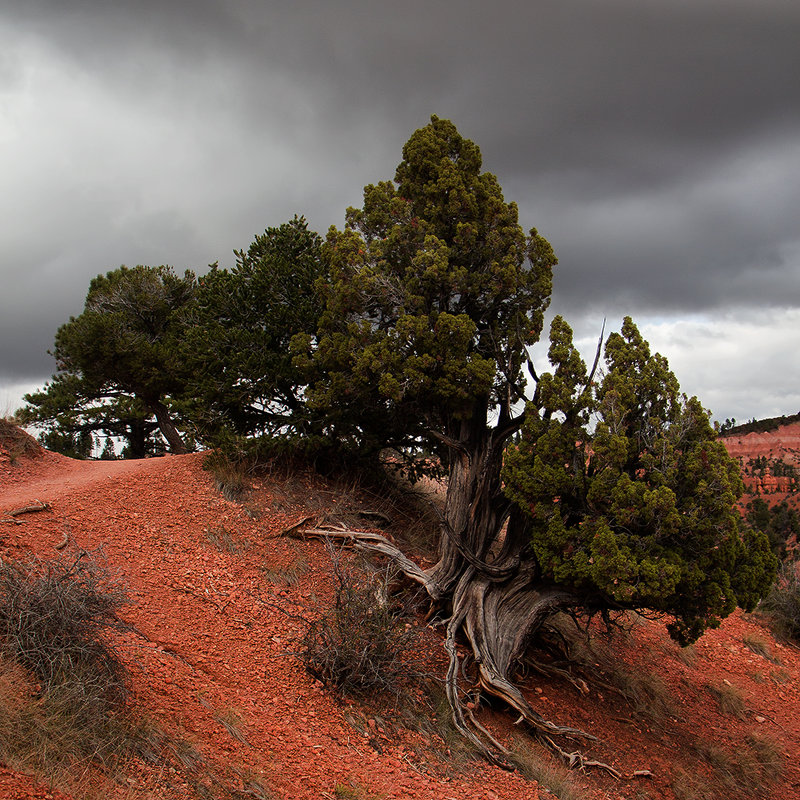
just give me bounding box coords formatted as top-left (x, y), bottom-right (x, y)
top-left (6, 500), bottom-right (51, 518)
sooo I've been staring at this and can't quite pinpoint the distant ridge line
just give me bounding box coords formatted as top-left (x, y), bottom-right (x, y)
top-left (719, 412), bottom-right (800, 438)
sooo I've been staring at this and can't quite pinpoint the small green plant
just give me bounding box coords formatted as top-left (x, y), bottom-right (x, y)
top-left (708, 681), bottom-right (745, 718)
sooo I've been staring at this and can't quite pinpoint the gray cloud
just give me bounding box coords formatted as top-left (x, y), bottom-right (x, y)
top-left (1, 0), bottom-right (799, 421)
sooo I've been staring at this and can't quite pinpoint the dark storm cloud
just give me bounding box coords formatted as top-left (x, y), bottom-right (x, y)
top-left (2, 0), bottom-right (799, 416)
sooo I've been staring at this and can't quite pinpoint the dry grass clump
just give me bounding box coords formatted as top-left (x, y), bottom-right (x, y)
top-left (0, 553), bottom-right (145, 791)
top-left (707, 681), bottom-right (746, 718)
top-left (205, 523), bottom-right (251, 554)
top-left (509, 734), bottom-right (583, 800)
top-left (204, 450), bottom-right (253, 501)
top-left (691, 732), bottom-right (784, 797)
top-left (742, 632), bottom-right (781, 663)
top-left (0, 417), bottom-right (42, 462)
top-left (0, 552), bottom-right (277, 798)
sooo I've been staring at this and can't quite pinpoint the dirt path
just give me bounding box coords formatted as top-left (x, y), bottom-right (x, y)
top-left (2, 453), bottom-right (166, 511)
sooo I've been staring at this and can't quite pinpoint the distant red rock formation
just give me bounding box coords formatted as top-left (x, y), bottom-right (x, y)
top-left (720, 420), bottom-right (800, 506)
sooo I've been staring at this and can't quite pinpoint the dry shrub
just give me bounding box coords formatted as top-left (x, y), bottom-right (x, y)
top-left (0, 417), bottom-right (42, 462)
top-left (0, 553), bottom-right (147, 790)
top-left (299, 546), bottom-right (422, 702)
top-left (0, 553), bottom-right (131, 695)
top-left (758, 560), bottom-right (800, 642)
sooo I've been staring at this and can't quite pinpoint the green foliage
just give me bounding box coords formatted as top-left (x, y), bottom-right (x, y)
top-left (745, 498), bottom-right (800, 558)
top-left (297, 115), bottom-right (555, 465)
top-left (21, 265), bottom-right (196, 456)
top-left (759, 560), bottom-right (800, 641)
top-left (503, 316), bottom-right (778, 644)
top-left (187, 216), bottom-right (326, 444)
top-left (719, 412), bottom-right (800, 437)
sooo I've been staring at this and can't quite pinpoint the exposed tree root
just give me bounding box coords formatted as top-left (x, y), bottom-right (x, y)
top-left (290, 522), bottom-right (623, 776)
top-left (4, 499), bottom-right (51, 521)
top-left (282, 523), bottom-right (442, 600)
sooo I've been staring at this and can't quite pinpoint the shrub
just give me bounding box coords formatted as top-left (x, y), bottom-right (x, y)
top-left (0, 553), bottom-right (130, 694)
top-left (0, 553), bottom-right (143, 788)
top-left (758, 560), bottom-right (800, 641)
top-left (298, 546), bottom-right (420, 701)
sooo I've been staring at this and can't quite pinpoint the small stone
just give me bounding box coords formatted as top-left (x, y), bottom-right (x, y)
top-left (755, 715), bottom-right (766, 724)
top-left (722, 678), bottom-right (732, 686)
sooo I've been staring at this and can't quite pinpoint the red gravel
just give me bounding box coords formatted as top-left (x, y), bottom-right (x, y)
top-left (2, 443), bottom-right (799, 799)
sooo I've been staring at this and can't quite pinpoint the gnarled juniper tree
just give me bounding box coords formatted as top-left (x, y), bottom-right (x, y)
top-left (295, 116), bottom-right (776, 764)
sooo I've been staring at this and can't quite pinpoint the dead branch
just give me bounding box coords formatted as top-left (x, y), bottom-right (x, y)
top-left (6, 499), bottom-right (51, 518)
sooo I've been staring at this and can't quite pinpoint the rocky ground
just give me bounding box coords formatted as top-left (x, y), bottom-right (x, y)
top-left (2, 436), bottom-right (799, 799)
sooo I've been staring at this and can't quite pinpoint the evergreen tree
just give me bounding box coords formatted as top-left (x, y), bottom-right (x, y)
top-left (186, 217), bottom-right (326, 447)
top-left (21, 265), bottom-right (196, 456)
top-left (298, 117), bottom-right (776, 762)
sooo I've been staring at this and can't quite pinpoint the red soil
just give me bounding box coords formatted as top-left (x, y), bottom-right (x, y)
top-left (2, 443), bottom-right (799, 799)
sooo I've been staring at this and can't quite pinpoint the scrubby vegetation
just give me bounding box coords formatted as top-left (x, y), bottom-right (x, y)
top-left (759, 560), bottom-right (800, 642)
top-left (718, 413), bottom-right (800, 437)
top-left (0, 553), bottom-right (145, 790)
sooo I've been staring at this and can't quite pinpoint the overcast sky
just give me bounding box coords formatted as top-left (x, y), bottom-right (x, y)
top-left (2, 0), bottom-right (799, 424)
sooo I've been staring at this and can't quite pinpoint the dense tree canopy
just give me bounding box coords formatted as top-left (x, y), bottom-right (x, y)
top-left (503, 316), bottom-right (775, 645)
top-left (22, 265), bottom-right (196, 455)
top-left (294, 116), bottom-right (777, 763)
top-left (186, 216), bottom-right (326, 446)
top-left (296, 115), bottom-right (554, 470)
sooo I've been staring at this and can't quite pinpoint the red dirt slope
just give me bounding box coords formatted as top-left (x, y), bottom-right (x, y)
top-left (2, 443), bottom-right (800, 799)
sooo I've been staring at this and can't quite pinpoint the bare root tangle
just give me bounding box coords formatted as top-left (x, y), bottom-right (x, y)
top-left (291, 522), bottom-right (619, 773)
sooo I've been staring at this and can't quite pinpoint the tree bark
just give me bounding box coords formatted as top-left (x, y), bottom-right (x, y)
top-left (149, 399), bottom-right (188, 454)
